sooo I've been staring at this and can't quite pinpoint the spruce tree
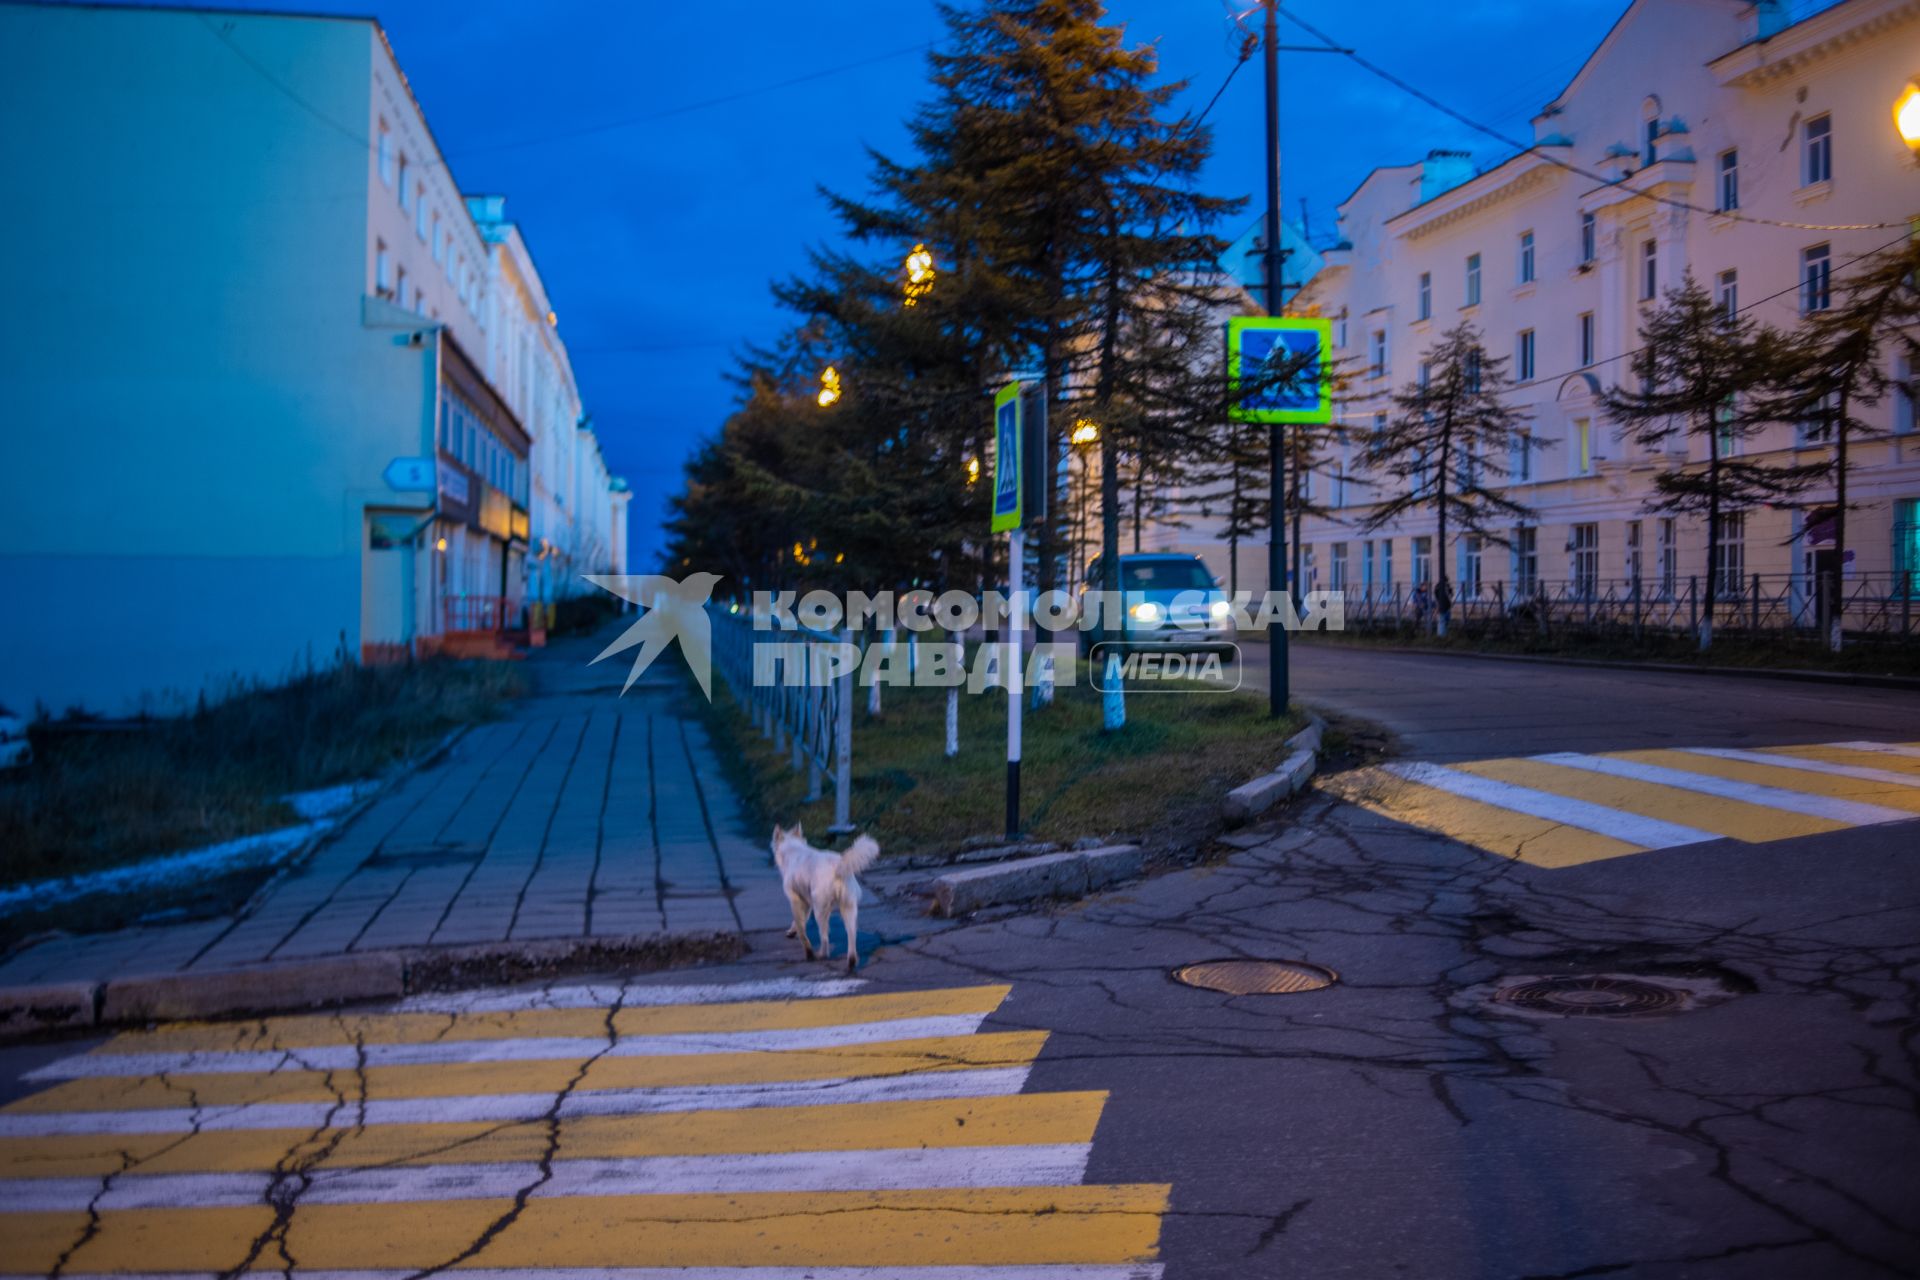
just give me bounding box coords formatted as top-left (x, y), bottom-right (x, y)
top-left (1601, 275), bottom-right (1826, 651)
top-left (1766, 239), bottom-right (1920, 650)
top-left (1357, 322), bottom-right (1535, 635)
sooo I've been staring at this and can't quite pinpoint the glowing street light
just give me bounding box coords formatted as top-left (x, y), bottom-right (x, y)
top-left (965, 456), bottom-right (981, 485)
top-left (903, 243), bottom-right (936, 306)
top-left (1070, 419), bottom-right (1101, 446)
top-left (1898, 78), bottom-right (1920, 157)
top-left (817, 365), bottom-right (842, 408)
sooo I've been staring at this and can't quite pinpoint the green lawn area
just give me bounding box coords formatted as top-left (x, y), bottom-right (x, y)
top-left (1, 659), bottom-right (525, 893)
top-left (701, 668), bottom-right (1305, 858)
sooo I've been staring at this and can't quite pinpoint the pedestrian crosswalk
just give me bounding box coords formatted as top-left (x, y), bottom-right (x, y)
top-left (1321, 739), bottom-right (1920, 868)
top-left (0, 978), bottom-right (1168, 1277)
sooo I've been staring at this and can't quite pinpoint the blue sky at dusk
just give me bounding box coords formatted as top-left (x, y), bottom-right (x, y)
top-left (207, 0), bottom-right (1651, 568)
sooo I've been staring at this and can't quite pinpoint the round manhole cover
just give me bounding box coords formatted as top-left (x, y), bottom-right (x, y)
top-left (1174, 959), bottom-right (1337, 995)
top-left (1491, 974), bottom-right (1690, 1018)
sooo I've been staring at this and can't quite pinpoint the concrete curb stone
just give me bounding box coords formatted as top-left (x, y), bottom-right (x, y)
top-left (932, 845), bottom-right (1144, 917)
top-left (1220, 711), bottom-right (1329, 829)
top-left (0, 929), bottom-right (747, 1038)
top-left (0, 981), bottom-right (97, 1035)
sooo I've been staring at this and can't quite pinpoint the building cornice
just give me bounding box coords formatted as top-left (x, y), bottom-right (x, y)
top-left (1385, 150), bottom-right (1569, 241)
top-left (1709, 0), bottom-right (1920, 88)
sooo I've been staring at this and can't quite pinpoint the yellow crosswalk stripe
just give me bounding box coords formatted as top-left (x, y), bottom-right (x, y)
top-left (1319, 767), bottom-right (1645, 867)
top-left (0, 1185), bottom-right (1173, 1272)
top-left (1618, 749), bottom-right (1920, 815)
top-left (0, 1092), bottom-right (1109, 1179)
top-left (1455, 758), bottom-right (1848, 843)
top-left (5, 1031), bottom-right (1051, 1113)
top-left (0, 976), bottom-right (1167, 1276)
top-left (95, 985), bottom-right (1013, 1054)
top-left (1322, 739), bottom-right (1920, 867)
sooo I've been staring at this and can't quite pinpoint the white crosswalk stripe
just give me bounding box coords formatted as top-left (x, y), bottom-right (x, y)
top-left (1539, 752), bottom-right (1913, 824)
top-left (1382, 760), bottom-right (1722, 847)
top-left (1681, 746), bottom-right (1920, 789)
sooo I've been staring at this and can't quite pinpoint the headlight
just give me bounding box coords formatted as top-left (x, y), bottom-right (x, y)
top-left (1129, 601), bottom-right (1163, 623)
top-left (1209, 599), bottom-right (1231, 620)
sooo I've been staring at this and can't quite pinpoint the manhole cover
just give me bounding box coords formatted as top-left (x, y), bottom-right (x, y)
top-left (1173, 959), bottom-right (1337, 995)
top-left (1491, 974), bottom-right (1691, 1018)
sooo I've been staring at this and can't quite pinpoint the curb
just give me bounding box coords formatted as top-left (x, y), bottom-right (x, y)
top-left (0, 930), bottom-right (746, 1039)
top-left (1300, 642), bottom-right (1920, 691)
top-left (930, 845), bottom-right (1145, 918)
top-left (1221, 713), bottom-right (1328, 829)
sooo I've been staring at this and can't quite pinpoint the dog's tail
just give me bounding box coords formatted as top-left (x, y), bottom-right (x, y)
top-left (835, 834), bottom-right (881, 881)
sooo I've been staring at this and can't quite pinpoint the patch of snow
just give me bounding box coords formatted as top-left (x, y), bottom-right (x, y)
top-left (284, 780), bottom-right (377, 821)
top-left (0, 821), bottom-right (332, 918)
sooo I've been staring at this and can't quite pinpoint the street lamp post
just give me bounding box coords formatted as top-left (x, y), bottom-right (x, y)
top-left (1070, 420), bottom-right (1100, 591)
top-left (1261, 0), bottom-right (1289, 718)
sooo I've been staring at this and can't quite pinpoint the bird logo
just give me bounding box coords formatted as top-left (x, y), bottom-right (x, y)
top-left (584, 572), bottom-right (723, 697)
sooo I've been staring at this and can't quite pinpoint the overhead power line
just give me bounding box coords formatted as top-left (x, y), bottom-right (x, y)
top-left (1277, 8), bottom-right (1908, 234)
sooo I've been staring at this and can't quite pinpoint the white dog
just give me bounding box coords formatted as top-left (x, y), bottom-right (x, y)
top-left (771, 823), bottom-right (880, 971)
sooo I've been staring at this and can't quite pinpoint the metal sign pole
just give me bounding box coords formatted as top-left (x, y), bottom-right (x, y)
top-left (1006, 525), bottom-right (1024, 839)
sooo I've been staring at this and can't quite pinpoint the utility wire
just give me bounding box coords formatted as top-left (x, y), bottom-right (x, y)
top-left (1278, 8), bottom-right (1908, 233)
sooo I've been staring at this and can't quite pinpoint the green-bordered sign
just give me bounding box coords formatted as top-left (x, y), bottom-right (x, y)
top-left (991, 380), bottom-right (1023, 533)
top-left (1227, 316), bottom-right (1332, 424)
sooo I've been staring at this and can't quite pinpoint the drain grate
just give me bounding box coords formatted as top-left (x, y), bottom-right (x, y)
top-left (1491, 974), bottom-right (1690, 1018)
top-left (1173, 958), bottom-right (1337, 995)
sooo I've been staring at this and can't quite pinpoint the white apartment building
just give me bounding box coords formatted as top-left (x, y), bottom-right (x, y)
top-left (1124, 0), bottom-right (1918, 624)
top-left (0, 3), bottom-right (627, 715)
top-left (1287, 0), bottom-right (1920, 614)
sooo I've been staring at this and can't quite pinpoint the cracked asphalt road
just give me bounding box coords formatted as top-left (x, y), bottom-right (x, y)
top-left (1, 649), bottom-right (1916, 1277)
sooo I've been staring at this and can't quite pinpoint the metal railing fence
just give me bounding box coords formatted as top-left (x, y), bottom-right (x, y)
top-left (1333, 571), bottom-right (1918, 642)
top-left (709, 606), bottom-right (855, 833)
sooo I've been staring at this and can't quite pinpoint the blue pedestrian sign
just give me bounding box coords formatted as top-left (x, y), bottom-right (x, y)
top-left (1228, 316), bottom-right (1332, 424)
top-left (991, 381), bottom-right (1023, 533)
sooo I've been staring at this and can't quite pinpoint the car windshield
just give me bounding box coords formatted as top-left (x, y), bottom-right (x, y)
top-left (1121, 560), bottom-right (1214, 591)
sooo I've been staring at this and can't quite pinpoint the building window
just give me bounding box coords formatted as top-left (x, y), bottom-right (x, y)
top-left (1516, 329), bottom-right (1535, 382)
top-left (1570, 523), bottom-right (1599, 600)
top-left (1626, 520), bottom-right (1643, 585)
top-left (1714, 512), bottom-right (1746, 594)
top-left (1330, 543), bottom-right (1348, 591)
top-left (1657, 517), bottom-right (1677, 599)
top-left (1417, 272), bottom-right (1431, 321)
top-left (1370, 329), bottom-right (1388, 379)
top-left (1518, 230), bottom-right (1535, 284)
top-left (1461, 536), bottom-right (1482, 593)
top-left (1897, 357), bottom-right (1914, 436)
top-left (1465, 350), bottom-right (1482, 393)
top-left (1803, 243), bottom-right (1831, 313)
top-left (1803, 114), bottom-right (1831, 185)
top-left (375, 239), bottom-right (391, 296)
top-left (1641, 238), bottom-right (1658, 301)
top-left (1513, 527), bottom-right (1538, 595)
top-left (1413, 536), bottom-right (1433, 585)
top-left (1510, 429), bottom-right (1532, 483)
top-left (1362, 540), bottom-right (1376, 595)
top-left (1580, 211), bottom-right (1596, 264)
top-left (1894, 499), bottom-right (1920, 592)
top-left (1572, 418), bottom-right (1594, 476)
top-left (1379, 538), bottom-right (1394, 587)
top-left (1416, 363), bottom-right (1430, 390)
top-left (415, 188), bottom-right (428, 240)
top-left (1718, 149), bottom-right (1739, 211)
top-left (397, 156), bottom-right (410, 210)
top-left (395, 265), bottom-right (408, 310)
top-left (1465, 253), bottom-right (1482, 306)
top-left (377, 119), bottom-right (393, 186)
top-left (1645, 116), bottom-right (1659, 166)
top-left (1336, 310), bottom-right (1348, 348)
top-left (1579, 312), bottom-right (1595, 367)
top-left (1717, 268), bottom-right (1738, 320)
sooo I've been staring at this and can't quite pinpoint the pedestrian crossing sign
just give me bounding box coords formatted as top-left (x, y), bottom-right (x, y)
top-left (1228, 315), bottom-right (1332, 425)
top-left (991, 380), bottom-right (1023, 533)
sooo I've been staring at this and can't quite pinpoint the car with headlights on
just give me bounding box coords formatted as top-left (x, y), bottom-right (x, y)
top-left (1078, 552), bottom-right (1235, 656)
